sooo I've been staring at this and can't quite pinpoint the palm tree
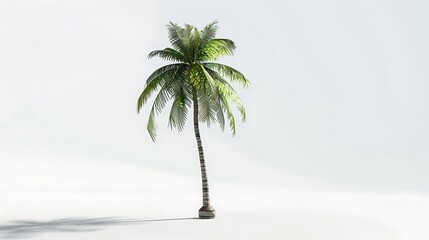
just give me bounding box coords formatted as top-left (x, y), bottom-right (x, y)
top-left (137, 21), bottom-right (249, 219)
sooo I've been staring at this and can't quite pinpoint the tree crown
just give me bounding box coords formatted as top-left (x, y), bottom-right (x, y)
top-left (137, 21), bottom-right (250, 141)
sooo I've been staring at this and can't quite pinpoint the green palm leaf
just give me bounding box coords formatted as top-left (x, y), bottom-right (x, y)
top-left (198, 39), bottom-right (236, 61)
top-left (148, 48), bottom-right (186, 62)
top-left (201, 20), bottom-right (218, 44)
top-left (137, 64), bottom-right (186, 113)
top-left (168, 81), bottom-right (192, 131)
top-left (204, 62), bottom-right (250, 88)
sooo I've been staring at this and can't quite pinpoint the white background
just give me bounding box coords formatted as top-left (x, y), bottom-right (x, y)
top-left (1, 0), bottom-right (428, 239)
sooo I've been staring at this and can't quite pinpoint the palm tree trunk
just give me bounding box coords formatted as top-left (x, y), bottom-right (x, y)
top-left (193, 92), bottom-right (215, 219)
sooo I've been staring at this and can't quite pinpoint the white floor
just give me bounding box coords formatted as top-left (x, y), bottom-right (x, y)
top-left (0, 145), bottom-right (428, 240)
top-left (2, 131), bottom-right (426, 239)
top-left (1, 190), bottom-right (428, 240)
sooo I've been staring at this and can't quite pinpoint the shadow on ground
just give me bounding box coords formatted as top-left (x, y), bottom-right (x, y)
top-left (0, 217), bottom-right (198, 239)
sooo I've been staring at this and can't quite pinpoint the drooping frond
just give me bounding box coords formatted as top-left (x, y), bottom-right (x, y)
top-left (204, 62), bottom-right (250, 88)
top-left (197, 87), bottom-right (218, 127)
top-left (168, 82), bottom-right (192, 131)
top-left (145, 63), bottom-right (185, 85)
top-left (214, 97), bottom-right (225, 131)
top-left (201, 86), bottom-right (225, 130)
top-left (148, 48), bottom-right (186, 62)
top-left (147, 81), bottom-right (176, 140)
top-left (198, 39), bottom-right (236, 61)
top-left (218, 79), bottom-right (246, 122)
top-left (199, 64), bottom-right (217, 93)
top-left (203, 69), bottom-right (220, 126)
top-left (206, 67), bottom-right (247, 126)
top-left (219, 92), bottom-right (236, 135)
top-left (137, 64), bottom-right (186, 113)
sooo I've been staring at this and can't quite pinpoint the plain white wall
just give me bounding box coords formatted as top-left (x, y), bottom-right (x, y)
top-left (1, 0), bottom-right (428, 191)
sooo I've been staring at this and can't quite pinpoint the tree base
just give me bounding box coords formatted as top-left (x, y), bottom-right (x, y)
top-left (199, 205), bottom-right (215, 219)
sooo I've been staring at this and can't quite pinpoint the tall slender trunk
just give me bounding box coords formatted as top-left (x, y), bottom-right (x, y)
top-left (193, 92), bottom-right (215, 219)
top-left (193, 93), bottom-right (210, 206)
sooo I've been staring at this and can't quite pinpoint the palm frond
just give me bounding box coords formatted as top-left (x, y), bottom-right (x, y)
top-left (137, 64), bottom-right (186, 113)
top-left (148, 48), bottom-right (186, 62)
top-left (197, 89), bottom-right (210, 123)
top-left (181, 24), bottom-right (194, 54)
top-left (207, 89), bottom-right (225, 131)
top-left (189, 64), bottom-right (204, 90)
top-left (168, 83), bottom-right (192, 131)
top-left (204, 62), bottom-right (250, 88)
top-left (206, 67), bottom-right (247, 122)
top-left (198, 39), bottom-right (236, 61)
top-left (147, 105), bottom-right (157, 141)
top-left (201, 20), bottom-right (218, 44)
top-left (193, 64), bottom-right (220, 126)
top-left (147, 80), bottom-right (176, 141)
top-left (167, 22), bottom-right (190, 61)
top-left (199, 64), bottom-right (217, 94)
top-left (214, 98), bottom-right (225, 131)
top-left (197, 88), bottom-right (218, 126)
top-left (145, 63), bottom-right (185, 85)
top-left (219, 93), bottom-right (236, 135)
top-left (189, 27), bottom-right (202, 61)
top-left (218, 79), bottom-right (246, 122)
